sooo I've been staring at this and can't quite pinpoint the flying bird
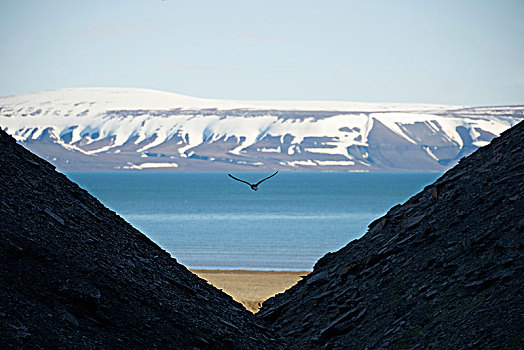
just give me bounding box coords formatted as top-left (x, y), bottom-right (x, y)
top-left (228, 171), bottom-right (278, 191)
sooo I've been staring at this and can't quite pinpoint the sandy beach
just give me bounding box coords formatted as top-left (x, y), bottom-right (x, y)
top-left (192, 270), bottom-right (310, 313)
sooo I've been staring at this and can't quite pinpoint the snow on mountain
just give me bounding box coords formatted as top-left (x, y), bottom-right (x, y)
top-left (0, 88), bottom-right (522, 171)
top-left (0, 87), bottom-right (460, 113)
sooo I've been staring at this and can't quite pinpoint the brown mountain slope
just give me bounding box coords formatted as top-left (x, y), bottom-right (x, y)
top-left (258, 121), bottom-right (524, 349)
top-left (0, 128), bottom-right (286, 349)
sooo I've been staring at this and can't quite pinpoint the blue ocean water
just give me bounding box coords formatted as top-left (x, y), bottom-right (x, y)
top-left (66, 172), bottom-right (440, 271)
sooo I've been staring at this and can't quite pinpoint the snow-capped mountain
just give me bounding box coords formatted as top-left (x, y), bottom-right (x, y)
top-left (0, 88), bottom-right (522, 171)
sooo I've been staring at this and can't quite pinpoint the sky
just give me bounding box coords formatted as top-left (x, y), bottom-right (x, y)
top-left (0, 0), bottom-right (523, 105)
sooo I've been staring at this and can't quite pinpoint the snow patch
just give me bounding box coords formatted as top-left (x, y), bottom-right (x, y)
top-left (422, 146), bottom-right (440, 161)
top-left (122, 162), bottom-right (179, 169)
top-left (285, 160), bottom-right (317, 166)
top-left (315, 160), bottom-right (356, 166)
top-left (258, 146), bottom-right (281, 153)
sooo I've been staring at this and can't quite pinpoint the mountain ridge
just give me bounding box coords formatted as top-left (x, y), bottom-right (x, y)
top-left (1, 88), bottom-right (522, 172)
top-left (0, 87), bottom-right (462, 112)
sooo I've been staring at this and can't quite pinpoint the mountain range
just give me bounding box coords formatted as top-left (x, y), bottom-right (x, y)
top-left (1, 88), bottom-right (522, 171)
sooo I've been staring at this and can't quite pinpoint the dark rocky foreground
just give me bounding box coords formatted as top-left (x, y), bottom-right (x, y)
top-left (0, 128), bottom-right (286, 349)
top-left (2, 119), bottom-right (523, 350)
top-left (258, 121), bottom-right (524, 348)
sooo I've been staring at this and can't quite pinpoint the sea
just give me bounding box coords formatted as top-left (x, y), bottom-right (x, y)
top-left (66, 172), bottom-right (440, 271)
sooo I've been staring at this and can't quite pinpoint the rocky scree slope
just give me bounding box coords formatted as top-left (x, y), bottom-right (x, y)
top-left (258, 122), bottom-right (524, 349)
top-left (0, 128), bottom-right (286, 349)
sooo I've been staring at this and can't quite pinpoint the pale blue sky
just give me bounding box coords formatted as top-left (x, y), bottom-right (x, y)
top-left (1, 0), bottom-right (523, 105)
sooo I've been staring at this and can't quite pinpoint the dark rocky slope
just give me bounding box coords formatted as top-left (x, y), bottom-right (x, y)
top-left (258, 122), bottom-right (524, 349)
top-left (0, 128), bottom-right (285, 349)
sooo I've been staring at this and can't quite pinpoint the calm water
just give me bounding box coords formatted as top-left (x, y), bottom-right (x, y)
top-left (66, 172), bottom-right (440, 271)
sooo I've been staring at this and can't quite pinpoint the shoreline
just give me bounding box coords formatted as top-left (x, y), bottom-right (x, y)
top-left (192, 269), bottom-right (311, 274)
top-left (191, 269), bottom-right (311, 313)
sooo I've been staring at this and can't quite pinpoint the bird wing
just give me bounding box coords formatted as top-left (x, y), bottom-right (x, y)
top-left (255, 171), bottom-right (278, 186)
top-left (228, 174), bottom-right (252, 186)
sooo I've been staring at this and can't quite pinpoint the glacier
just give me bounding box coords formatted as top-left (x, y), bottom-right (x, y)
top-left (0, 87), bottom-right (522, 171)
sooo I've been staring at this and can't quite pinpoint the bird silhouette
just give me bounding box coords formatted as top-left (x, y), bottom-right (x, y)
top-left (228, 171), bottom-right (278, 191)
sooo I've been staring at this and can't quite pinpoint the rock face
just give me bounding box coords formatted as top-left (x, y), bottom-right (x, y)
top-left (0, 128), bottom-right (285, 349)
top-left (258, 121), bottom-right (524, 349)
